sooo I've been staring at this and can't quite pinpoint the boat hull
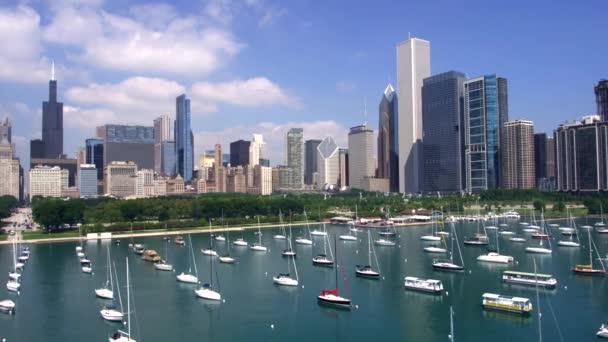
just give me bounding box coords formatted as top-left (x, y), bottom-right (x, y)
top-left (432, 262), bottom-right (464, 272)
top-left (218, 256), bottom-right (236, 264)
top-left (525, 247), bottom-right (552, 254)
top-left (95, 288), bottom-right (114, 299)
top-left (482, 303), bottom-right (531, 315)
top-left (176, 273), bottom-right (198, 284)
top-left (423, 247), bottom-right (447, 253)
top-left (100, 309), bottom-right (124, 322)
top-left (317, 295), bottom-right (351, 310)
top-left (404, 285), bottom-right (442, 294)
top-left (295, 239), bottom-right (313, 245)
top-left (154, 263), bottom-right (174, 271)
top-left (195, 288), bottom-right (221, 301)
top-left (557, 241), bottom-right (580, 247)
top-left (339, 235), bottom-right (357, 241)
top-left (273, 276), bottom-right (298, 286)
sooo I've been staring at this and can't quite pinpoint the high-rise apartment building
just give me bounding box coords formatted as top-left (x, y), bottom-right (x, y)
top-left (0, 144), bottom-right (20, 200)
top-left (230, 140), bottom-right (250, 167)
top-left (97, 124), bottom-right (154, 170)
top-left (534, 133), bottom-right (556, 189)
top-left (463, 75), bottom-right (509, 193)
top-left (254, 165), bottom-right (272, 195)
top-left (316, 136), bottom-right (339, 188)
top-left (396, 37), bottom-right (430, 193)
top-left (304, 139), bottom-right (321, 186)
top-left (175, 94), bottom-right (193, 182)
top-left (595, 79), bottom-right (608, 122)
top-left (226, 166), bottom-right (247, 193)
top-left (249, 134), bottom-right (264, 167)
top-left (286, 128), bottom-right (304, 189)
top-left (348, 125), bottom-right (375, 190)
top-left (104, 161), bottom-right (137, 197)
top-left (338, 149), bottom-right (349, 188)
top-left (29, 166), bottom-right (67, 201)
top-left (555, 115), bottom-right (608, 192)
top-left (154, 114), bottom-right (173, 175)
top-left (377, 84), bottom-right (398, 192)
top-left (421, 71), bottom-right (466, 193)
top-left (501, 120), bottom-right (535, 189)
top-left (78, 164), bottom-right (98, 198)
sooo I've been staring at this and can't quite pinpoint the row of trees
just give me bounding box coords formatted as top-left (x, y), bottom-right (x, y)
top-left (0, 196), bottom-right (18, 225)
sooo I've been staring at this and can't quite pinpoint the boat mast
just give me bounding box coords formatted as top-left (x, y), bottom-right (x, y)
top-left (534, 259), bottom-right (542, 342)
top-left (453, 223), bottom-right (464, 267)
top-left (367, 229), bottom-right (372, 266)
top-left (450, 306), bottom-right (455, 342)
top-left (334, 235), bottom-right (338, 290)
top-left (113, 261), bottom-right (123, 314)
top-left (190, 235), bottom-right (198, 278)
top-left (126, 257), bottom-right (131, 340)
top-left (257, 217), bottom-right (262, 245)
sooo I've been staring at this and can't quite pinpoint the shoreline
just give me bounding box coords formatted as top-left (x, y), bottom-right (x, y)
top-left (2, 220), bottom-right (433, 245)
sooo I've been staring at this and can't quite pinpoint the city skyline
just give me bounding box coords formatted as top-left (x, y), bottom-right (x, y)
top-left (0, 1), bottom-right (606, 166)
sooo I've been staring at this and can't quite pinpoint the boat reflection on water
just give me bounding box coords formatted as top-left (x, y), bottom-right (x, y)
top-left (482, 309), bottom-right (535, 323)
top-left (403, 289), bottom-right (444, 303)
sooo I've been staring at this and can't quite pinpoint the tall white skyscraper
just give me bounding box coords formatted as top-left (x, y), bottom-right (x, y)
top-left (396, 37), bottom-right (430, 193)
top-left (285, 128), bottom-right (304, 189)
top-left (154, 114), bottom-right (173, 175)
top-left (316, 136), bottom-right (340, 188)
top-left (249, 134), bottom-right (264, 166)
top-left (154, 114), bottom-right (172, 142)
top-left (348, 125), bottom-right (375, 190)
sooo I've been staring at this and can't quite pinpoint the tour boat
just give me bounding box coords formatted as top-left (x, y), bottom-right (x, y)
top-left (108, 258), bottom-right (137, 342)
top-left (250, 218), bottom-right (267, 251)
top-left (403, 277), bottom-right (443, 294)
top-left (274, 228), bottom-right (299, 286)
top-left (432, 222), bottom-right (465, 272)
top-left (502, 270), bottom-right (557, 289)
top-left (477, 233), bottom-right (514, 264)
top-left (598, 324), bottom-right (608, 338)
top-left (317, 236), bottom-right (351, 310)
top-left (232, 238), bottom-right (248, 247)
top-left (572, 228), bottom-right (606, 276)
top-left (355, 230), bottom-right (380, 278)
top-left (0, 299), bottom-right (15, 314)
top-left (509, 237), bottom-right (526, 243)
top-left (176, 235), bottom-right (199, 284)
top-left (331, 216), bottom-right (355, 225)
top-left (482, 293), bottom-right (532, 315)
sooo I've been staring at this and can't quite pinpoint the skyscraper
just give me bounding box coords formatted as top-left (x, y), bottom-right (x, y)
top-left (501, 120), bottom-right (535, 189)
top-left (86, 138), bottom-right (104, 180)
top-left (377, 84), bottom-right (398, 192)
top-left (595, 79), bottom-right (608, 122)
top-left (104, 161), bottom-right (137, 197)
top-left (338, 148), bottom-right (349, 188)
top-left (249, 134), bottom-right (264, 167)
top-left (160, 141), bottom-right (176, 176)
top-left (79, 164), bottom-right (98, 198)
top-left (97, 124), bottom-right (154, 170)
top-left (534, 133), bottom-right (556, 189)
top-left (304, 139), bottom-right (321, 186)
top-left (154, 114), bottom-right (173, 175)
top-left (174, 94), bottom-right (193, 182)
top-left (230, 140), bottom-right (250, 167)
top-left (286, 128), bottom-right (304, 189)
top-left (463, 75), bottom-right (509, 193)
top-left (396, 37), bottom-right (430, 193)
top-left (42, 66), bottom-right (63, 159)
top-left (555, 115), bottom-right (608, 192)
top-left (348, 125), bottom-right (375, 190)
top-left (0, 117), bottom-right (11, 144)
top-left (421, 71), bottom-right (466, 193)
top-left (316, 136), bottom-right (339, 188)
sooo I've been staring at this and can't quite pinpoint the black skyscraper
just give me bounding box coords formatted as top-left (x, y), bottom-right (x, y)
top-left (304, 139), bottom-right (321, 185)
top-left (42, 74), bottom-right (63, 159)
top-left (230, 140), bottom-right (250, 167)
top-left (595, 79), bottom-right (608, 122)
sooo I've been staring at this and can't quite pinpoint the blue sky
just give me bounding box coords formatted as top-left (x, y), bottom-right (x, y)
top-left (0, 0), bottom-right (606, 165)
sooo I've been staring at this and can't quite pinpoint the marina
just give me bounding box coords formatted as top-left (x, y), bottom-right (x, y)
top-left (0, 218), bottom-right (607, 341)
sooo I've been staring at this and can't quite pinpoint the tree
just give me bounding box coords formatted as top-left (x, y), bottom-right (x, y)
top-left (120, 201), bottom-right (140, 222)
top-left (533, 200), bottom-right (545, 212)
top-left (554, 201), bottom-right (566, 213)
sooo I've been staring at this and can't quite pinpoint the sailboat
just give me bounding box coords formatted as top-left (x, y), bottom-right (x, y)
top-left (282, 223), bottom-right (297, 257)
top-left (0, 299), bottom-right (15, 314)
top-left (295, 210), bottom-right (313, 245)
top-left (6, 240), bottom-right (21, 292)
top-left (558, 213), bottom-right (580, 247)
top-left (313, 227), bottom-right (334, 267)
top-left (273, 211), bottom-right (287, 240)
top-left (176, 235), bottom-right (199, 284)
top-left (317, 235), bottom-right (351, 310)
top-left (349, 205), bottom-right (361, 232)
top-left (250, 217), bottom-right (268, 251)
top-left (310, 223), bottom-right (328, 237)
top-left (436, 213), bottom-right (450, 236)
top-left (155, 238), bottom-right (174, 271)
top-left (572, 227), bottom-right (606, 276)
top-left (525, 213), bottom-right (552, 254)
top-left (95, 245), bottom-right (114, 299)
top-left (202, 219), bottom-right (219, 256)
top-left (355, 230), bottom-right (380, 278)
top-left (219, 231), bottom-right (236, 264)
top-left (195, 246), bottom-right (222, 301)
top-left (420, 219), bottom-right (441, 241)
top-left (477, 231), bottom-right (514, 263)
top-left (424, 232), bottom-right (448, 253)
top-left (8, 240), bottom-right (21, 281)
top-left (596, 204), bottom-right (608, 234)
top-left (527, 208), bottom-right (541, 230)
top-left (274, 231), bottom-right (299, 286)
top-left (464, 208), bottom-right (489, 246)
top-left (101, 262), bottom-right (124, 322)
top-left (108, 258), bottom-right (137, 342)
top-left (433, 222), bottom-right (465, 271)
top-left (339, 227), bottom-right (357, 241)
top-left (558, 209), bottom-right (576, 236)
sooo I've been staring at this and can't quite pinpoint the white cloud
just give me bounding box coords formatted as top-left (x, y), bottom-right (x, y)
top-left (191, 77), bottom-right (300, 108)
top-left (193, 120), bottom-right (348, 164)
top-left (42, 4), bottom-right (242, 76)
top-left (63, 106), bottom-right (117, 130)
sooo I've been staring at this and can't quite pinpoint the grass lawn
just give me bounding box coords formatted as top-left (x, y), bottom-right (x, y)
top-left (23, 229), bottom-right (81, 240)
top-left (0, 234), bottom-right (6, 241)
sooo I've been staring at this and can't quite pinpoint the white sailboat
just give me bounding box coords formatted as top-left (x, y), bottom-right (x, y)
top-left (0, 299), bottom-right (15, 314)
top-left (295, 210), bottom-right (313, 245)
top-left (477, 232), bottom-right (514, 263)
top-left (420, 219), bottom-right (441, 241)
top-left (6, 240), bottom-right (21, 292)
top-left (274, 230), bottom-right (299, 286)
top-left (424, 232), bottom-right (448, 253)
top-left (273, 211), bottom-right (287, 240)
top-left (232, 238), bottom-right (248, 247)
top-left (195, 247), bottom-right (222, 301)
top-left (595, 203), bottom-right (608, 233)
top-left (201, 219), bottom-right (218, 256)
top-left (526, 210), bottom-right (552, 254)
top-left (219, 231), bottom-right (236, 264)
top-left (433, 222), bottom-right (465, 272)
top-left (95, 245), bottom-right (114, 299)
top-left (155, 238), bottom-right (174, 271)
top-left (101, 262), bottom-right (124, 322)
top-left (177, 235), bottom-right (199, 284)
top-left (108, 258), bottom-right (137, 342)
top-left (339, 228), bottom-right (357, 241)
top-left (312, 226), bottom-right (334, 266)
top-left (282, 223), bottom-right (297, 257)
top-left (310, 223), bottom-right (328, 237)
top-left (355, 230), bottom-right (380, 278)
top-left (558, 213), bottom-right (581, 247)
top-left (250, 217), bottom-right (268, 251)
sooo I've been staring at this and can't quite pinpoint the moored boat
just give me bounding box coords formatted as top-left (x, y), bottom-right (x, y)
top-left (404, 277), bottom-right (443, 294)
top-left (502, 270), bottom-right (557, 289)
top-left (482, 293), bottom-right (532, 314)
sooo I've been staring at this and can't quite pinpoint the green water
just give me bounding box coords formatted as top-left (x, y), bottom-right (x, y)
top-left (0, 219), bottom-right (606, 341)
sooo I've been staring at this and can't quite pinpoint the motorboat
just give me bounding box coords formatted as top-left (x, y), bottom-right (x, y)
top-left (477, 252), bottom-right (514, 264)
top-left (404, 277), bottom-right (443, 294)
top-left (0, 299), bottom-right (15, 313)
top-left (598, 324), bottom-right (608, 338)
top-left (174, 236), bottom-right (186, 246)
top-left (8, 272), bottom-right (20, 281)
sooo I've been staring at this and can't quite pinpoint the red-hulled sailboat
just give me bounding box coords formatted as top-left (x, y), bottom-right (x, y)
top-left (317, 235), bottom-right (351, 309)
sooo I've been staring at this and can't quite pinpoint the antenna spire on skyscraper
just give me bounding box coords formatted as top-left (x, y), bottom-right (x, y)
top-left (51, 60), bottom-right (55, 81)
top-left (364, 97), bottom-right (368, 126)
